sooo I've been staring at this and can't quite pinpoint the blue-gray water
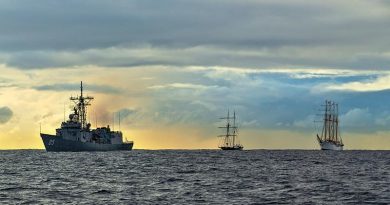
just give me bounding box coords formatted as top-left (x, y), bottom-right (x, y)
top-left (0, 150), bottom-right (389, 204)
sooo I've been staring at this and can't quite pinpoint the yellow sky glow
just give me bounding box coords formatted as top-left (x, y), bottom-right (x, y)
top-left (0, 65), bottom-right (390, 150)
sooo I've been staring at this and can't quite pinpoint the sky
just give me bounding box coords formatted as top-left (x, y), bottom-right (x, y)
top-left (1, 0), bottom-right (390, 149)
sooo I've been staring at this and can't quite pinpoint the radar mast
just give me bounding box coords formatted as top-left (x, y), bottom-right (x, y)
top-left (70, 81), bottom-right (94, 129)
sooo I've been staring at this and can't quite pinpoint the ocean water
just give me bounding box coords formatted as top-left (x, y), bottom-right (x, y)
top-left (0, 150), bottom-right (389, 204)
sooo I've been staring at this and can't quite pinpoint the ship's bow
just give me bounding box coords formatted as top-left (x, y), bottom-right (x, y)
top-left (40, 133), bottom-right (59, 152)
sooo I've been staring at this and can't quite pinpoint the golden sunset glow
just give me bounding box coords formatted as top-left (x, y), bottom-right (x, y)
top-left (0, 64), bottom-right (389, 150)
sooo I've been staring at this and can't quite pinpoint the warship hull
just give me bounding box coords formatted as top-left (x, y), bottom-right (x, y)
top-left (318, 140), bottom-right (343, 151)
top-left (41, 134), bottom-right (133, 152)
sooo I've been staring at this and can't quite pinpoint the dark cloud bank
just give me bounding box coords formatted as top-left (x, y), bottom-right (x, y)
top-left (33, 83), bottom-right (122, 94)
top-left (1, 0), bottom-right (390, 69)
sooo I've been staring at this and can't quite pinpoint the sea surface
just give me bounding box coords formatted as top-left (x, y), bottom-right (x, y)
top-left (0, 150), bottom-right (389, 204)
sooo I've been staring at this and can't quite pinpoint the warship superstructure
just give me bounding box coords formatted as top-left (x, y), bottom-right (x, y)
top-left (316, 100), bottom-right (344, 150)
top-left (40, 82), bottom-right (134, 152)
top-left (218, 110), bottom-right (243, 150)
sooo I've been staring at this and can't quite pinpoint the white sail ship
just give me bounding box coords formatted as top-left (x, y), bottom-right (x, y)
top-left (218, 110), bottom-right (243, 150)
top-left (316, 100), bottom-right (344, 150)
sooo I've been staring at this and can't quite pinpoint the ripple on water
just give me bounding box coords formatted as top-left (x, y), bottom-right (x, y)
top-left (0, 150), bottom-right (388, 204)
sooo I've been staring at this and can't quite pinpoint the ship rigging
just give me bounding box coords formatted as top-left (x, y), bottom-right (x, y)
top-left (316, 100), bottom-right (344, 150)
top-left (218, 110), bottom-right (243, 150)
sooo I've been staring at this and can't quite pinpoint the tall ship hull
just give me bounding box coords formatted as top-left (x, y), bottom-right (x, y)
top-left (41, 134), bottom-right (133, 152)
top-left (317, 136), bottom-right (343, 151)
top-left (219, 146), bottom-right (243, 151)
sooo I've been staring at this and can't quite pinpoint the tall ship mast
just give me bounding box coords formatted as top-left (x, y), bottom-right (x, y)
top-left (316, 100), bottom-right (344, 151)
top-left (40, 81), bottom-right (134, 152)
top-left (218, 110), bottom-right (243, 150)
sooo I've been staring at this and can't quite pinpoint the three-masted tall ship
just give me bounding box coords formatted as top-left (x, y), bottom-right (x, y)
top-left (218, 110), bottom-right (243, 150)
top-left (40, 81), bottom-right (134, 152)
top-left (316, 100), bottom-right (344, 150)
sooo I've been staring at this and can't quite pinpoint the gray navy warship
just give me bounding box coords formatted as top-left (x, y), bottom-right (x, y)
top-left (40, 82), bottom-right (134, 152)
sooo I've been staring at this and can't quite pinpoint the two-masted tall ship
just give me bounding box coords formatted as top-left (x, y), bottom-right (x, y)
top-left (218, 110), bottom-right (243, 150)
top-left (316, 100), bottom-right (344, 150)
top-left (40, 81), bottom-right (134, 152)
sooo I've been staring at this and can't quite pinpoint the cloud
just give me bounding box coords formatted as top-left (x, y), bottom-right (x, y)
top-left (340, 108), bottom-right (372, 128)
top-left (32, 83), bottom-right (122, 94)
top-left (188, 66), bottom-right (387, 80)
top-left (118, 108), bottom-right (138, 119)
top-left (325, 74), bottom-right (390, 92)
top-left (1, 1), bottom-right (390, 69)
top-left (144, 67), bottom-right (317, 129)
top-left (148, 83), bottom-right (218, 90)
top-left (0, 107), bottom-right (13, 123)
top-left (293, 115), bottom-right (316, 128)
top-left (114, 108), bottom-right (144, 128)
top-left (139, 66), bottom-right (390, 134)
